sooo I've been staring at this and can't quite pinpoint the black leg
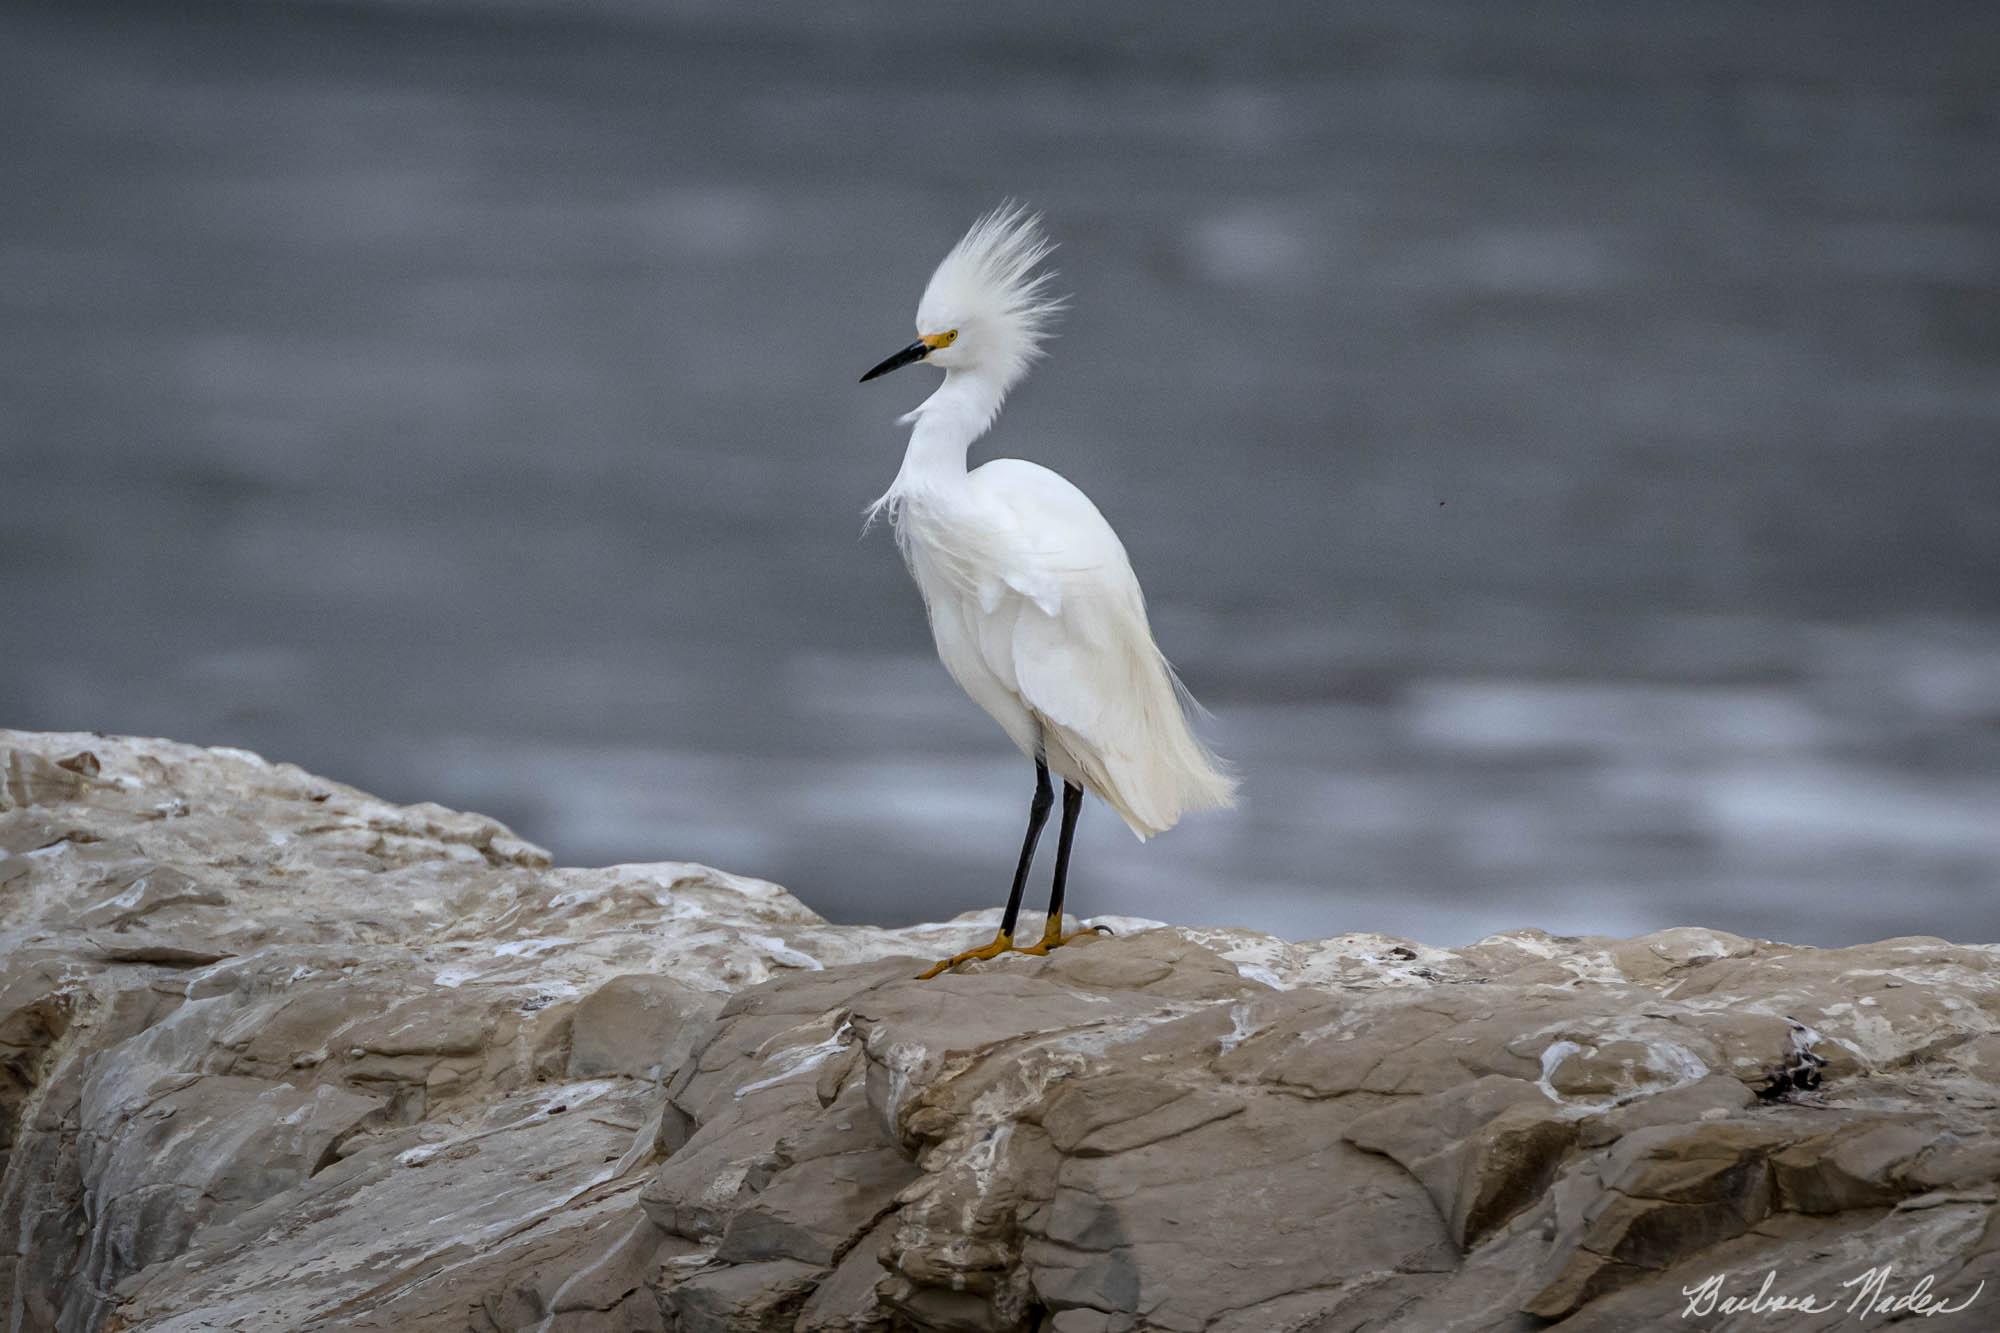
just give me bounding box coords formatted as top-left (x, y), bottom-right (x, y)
top-left (998, 760), bottom-right (1054, 938)
top-left (1044, 781), bottom-right (1084, 927)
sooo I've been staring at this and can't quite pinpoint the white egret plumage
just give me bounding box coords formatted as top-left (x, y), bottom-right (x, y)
top-left (860, 204), bottom-right (1237, 978)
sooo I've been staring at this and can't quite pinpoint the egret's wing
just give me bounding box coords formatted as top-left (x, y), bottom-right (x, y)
top-left (972, 459), bottom-right (1140, 695)
top-left (978, 458), bottom-right (1236, 833)
top-left (962, 463), bottom-right (1166, 820)
top-left (1009, 592), bottom-right (1124, 742)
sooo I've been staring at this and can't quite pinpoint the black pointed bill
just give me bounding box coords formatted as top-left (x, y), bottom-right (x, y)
top-left (859, 339), bottom-right (930, 383)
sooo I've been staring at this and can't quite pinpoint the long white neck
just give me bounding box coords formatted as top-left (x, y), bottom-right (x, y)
top-left (886, 368), bottom-right (1009, 496)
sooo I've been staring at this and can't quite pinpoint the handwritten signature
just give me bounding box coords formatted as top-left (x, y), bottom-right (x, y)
top-left (1682, 1268), bottom-right (1984, 1319)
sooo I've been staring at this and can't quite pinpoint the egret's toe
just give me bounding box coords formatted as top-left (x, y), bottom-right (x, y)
top-left (1015, 918), bottom-right (1110, 957)
top-left (915, 930), bottom-right (1016, 980)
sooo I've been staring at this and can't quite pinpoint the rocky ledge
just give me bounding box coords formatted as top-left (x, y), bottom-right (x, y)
top-left (2, 731), bottom-right (1997, 1332)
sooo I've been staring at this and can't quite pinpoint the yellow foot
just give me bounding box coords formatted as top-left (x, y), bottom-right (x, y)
top-left (1015, 918), bottom-right (1112, 957)
top-left (916, 930), bottom-right (1017, 980)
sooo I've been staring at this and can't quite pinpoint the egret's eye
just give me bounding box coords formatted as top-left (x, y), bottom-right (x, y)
top-left (921, 329), bottom-right (958, 351)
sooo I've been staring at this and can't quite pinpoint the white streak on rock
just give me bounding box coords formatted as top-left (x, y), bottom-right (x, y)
top-left (494, 937), bottom-right (573, 958)
top-left (735, 1021), bottom-right (853, 1097)
top-left (745, 933), bottom-right (823, 971)
top-left (1537, 1040), bottom-right (1584, 1101)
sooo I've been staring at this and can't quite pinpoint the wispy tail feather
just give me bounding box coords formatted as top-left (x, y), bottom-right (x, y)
top-left (1045, 643), bottom-right (1236, 841)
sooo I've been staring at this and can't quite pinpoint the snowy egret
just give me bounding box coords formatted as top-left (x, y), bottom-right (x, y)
top-left (860, 204), bottom-right (1237, 979)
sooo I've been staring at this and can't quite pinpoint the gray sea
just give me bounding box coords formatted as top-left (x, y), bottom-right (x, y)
top-left (4, 1), bottom-right (1997, 946)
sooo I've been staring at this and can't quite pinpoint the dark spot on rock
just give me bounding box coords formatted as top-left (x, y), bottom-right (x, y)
top-left (1757, 1048), bottom-right (1827, 1102)
top-left (57, 751), bottom-right (101, 777)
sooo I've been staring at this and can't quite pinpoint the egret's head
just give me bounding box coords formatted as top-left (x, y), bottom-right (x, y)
top-left (861, 203), bottom-right (1064, 392)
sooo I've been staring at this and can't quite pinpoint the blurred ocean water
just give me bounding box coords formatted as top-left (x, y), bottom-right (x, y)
top-left (3, 1), bottom-right (1997, 944)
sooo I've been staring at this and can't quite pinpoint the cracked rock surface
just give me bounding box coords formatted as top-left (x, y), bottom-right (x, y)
top-left (2, 730), bottom-right (1998, 1331)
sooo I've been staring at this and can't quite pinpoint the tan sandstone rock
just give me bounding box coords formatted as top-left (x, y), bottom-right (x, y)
top-left (3, 729), bottom-right (1999, 1332)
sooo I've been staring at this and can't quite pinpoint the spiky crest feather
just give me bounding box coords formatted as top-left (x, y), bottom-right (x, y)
top-left (915, 202), bottom-right (1065, 403)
